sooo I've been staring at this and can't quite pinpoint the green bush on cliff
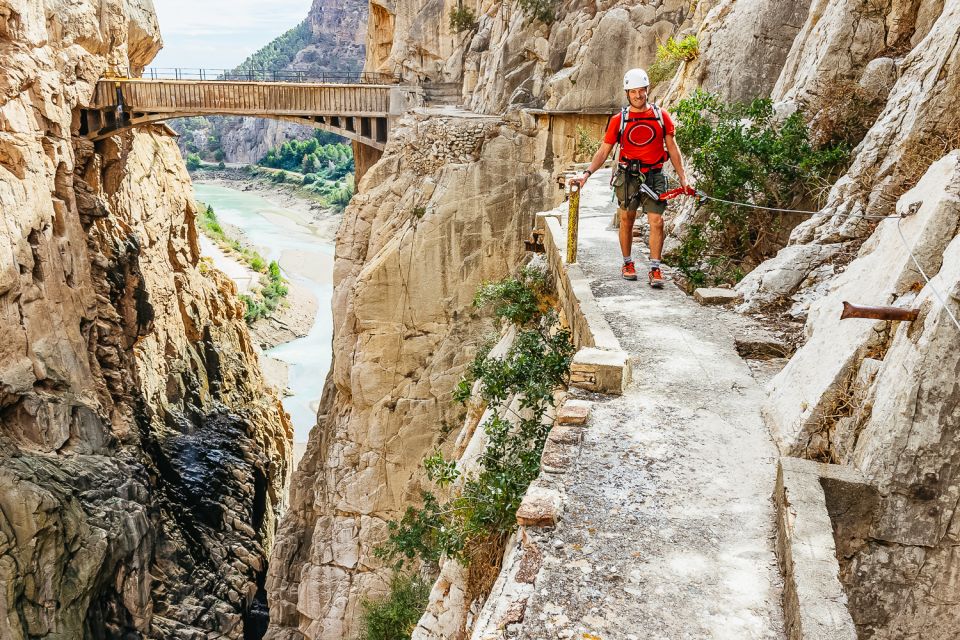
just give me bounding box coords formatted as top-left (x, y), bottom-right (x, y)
top-left (668, 90), bottom-right (849, 286)
top-left (518, 0), bottom-right (557, 23)
top-left (648, 35), bottom-right (700, 85)
top-left (186, 153), bottom-right (202, 171)
top-left (357, 573), bottom-right (431, 640)
top-left (376, 268), bottom-right (574, 568)
top-left (449, 5), bottom-right (478, 32)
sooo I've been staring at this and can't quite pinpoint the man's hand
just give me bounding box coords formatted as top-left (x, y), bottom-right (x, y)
top-left (679, 175), bottom-right (690, 190)
top-left (569, 173), bottom-right (590, 189)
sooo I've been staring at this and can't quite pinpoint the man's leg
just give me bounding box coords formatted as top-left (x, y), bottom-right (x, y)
top-left (647, 211), bottom-right (665, 287)
top-left (619, 208), bottom-right (638, 280)
top-left (647, 211), bottom-right (664, 261)
top-left (619, 208), bottom-right (638, 259)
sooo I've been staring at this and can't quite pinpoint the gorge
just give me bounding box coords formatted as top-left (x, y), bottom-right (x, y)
top-left (2, 0), bottom-right (960, 639)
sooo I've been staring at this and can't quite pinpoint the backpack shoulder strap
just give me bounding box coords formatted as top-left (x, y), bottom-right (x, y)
top-left (651, 103), bottom-right (664, 131)
top-left (618, 107), bottom-right (628, 146)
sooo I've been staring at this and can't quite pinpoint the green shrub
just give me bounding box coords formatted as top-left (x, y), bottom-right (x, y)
top-left (668, 90), bottom-right (849, 286)
top-left (217, 160), bottom-right (226, 169)
top-left (376, 268), bottom-right (574, 569)
top-left (271, 170), bottom-right (286, 183)
top-left (357, 574), bottom-right (431, 640)
top-left (473, 266), bottom-right (548, 326)
top-left (186, 153), bottom-right (202, 171)
top-left (240, 294), bottom-right (269, 323)
top-left (648, 35), bottom-right (700, 85)
top-left (575, 125), bottom-right (601, 161)
top-left (517, 0), bottom-right (556, 23)
top-left (449, 5), bottom-right (478, 32)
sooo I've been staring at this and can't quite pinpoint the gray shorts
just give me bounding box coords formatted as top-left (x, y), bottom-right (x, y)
top-left (612, 168), bottom-right (668, 215)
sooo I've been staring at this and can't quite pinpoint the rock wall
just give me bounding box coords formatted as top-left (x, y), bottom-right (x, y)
top-left (366, 0), bottom-right (710, 113)
top-left (736, 0), bottom-right (959, 312)
top-left (265, 109), bottom-right (553, 640)
top-left (0, 1), bottom-right (290, 638)
top-left (766, 153), bottom-right (960, 638)
top-left (660, 0), bottom-right (813, 104)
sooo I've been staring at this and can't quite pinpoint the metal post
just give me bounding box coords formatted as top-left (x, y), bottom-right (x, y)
top-left (567, 183), bottom-right (580, 264)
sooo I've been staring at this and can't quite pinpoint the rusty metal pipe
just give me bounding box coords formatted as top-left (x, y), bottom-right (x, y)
top-left (841, 301), bottom-right (919, 322)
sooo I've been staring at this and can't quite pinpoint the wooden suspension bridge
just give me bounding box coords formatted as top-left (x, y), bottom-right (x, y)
top-left (80, 69), bottom-right (423, 152)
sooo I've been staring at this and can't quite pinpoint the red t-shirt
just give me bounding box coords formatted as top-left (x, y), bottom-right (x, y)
top-left (603, 107), bottom-right (675, 168)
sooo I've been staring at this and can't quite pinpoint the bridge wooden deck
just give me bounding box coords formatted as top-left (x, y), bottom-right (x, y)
top-left (81, 78), bottom-right (419, 150)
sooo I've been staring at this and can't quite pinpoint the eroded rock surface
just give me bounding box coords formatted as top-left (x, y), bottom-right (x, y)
top-left (264, 110), bottom-right (553, 639)
top-left (366, 0), bottom-right (709, 113)
top-left (1, 1), bottom-right (290, 637)
top-left (738, 1), bottom-right (960, 311)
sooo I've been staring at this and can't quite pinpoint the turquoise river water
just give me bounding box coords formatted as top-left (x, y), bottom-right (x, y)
top-left (193, 183), bottom-right (334, 444)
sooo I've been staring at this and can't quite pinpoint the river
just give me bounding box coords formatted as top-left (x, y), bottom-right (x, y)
top-left (193, 182), bottom-right (335, 452)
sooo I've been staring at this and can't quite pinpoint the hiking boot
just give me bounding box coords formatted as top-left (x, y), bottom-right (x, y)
top-left (621, 261), bottom-right (638, 281)
top-left (648, 267), bottom-right (664, 288)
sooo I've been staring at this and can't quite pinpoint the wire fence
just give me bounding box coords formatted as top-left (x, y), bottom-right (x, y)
top-left (138, 68), bottom-right (403, 84)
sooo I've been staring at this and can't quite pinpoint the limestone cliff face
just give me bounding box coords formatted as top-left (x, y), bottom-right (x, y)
top-left (265, 110), bottom-right (553, 640)
top-left (216, 0), bottom-right (369, 164)
top-left (367, 0), bottom-right (713, 113)
top-left (265, 3), bottom-right (724, 638)
top-left (0, 1), bottom-right (290, 638)
top-left (736, 0), bottom-right (958, 311)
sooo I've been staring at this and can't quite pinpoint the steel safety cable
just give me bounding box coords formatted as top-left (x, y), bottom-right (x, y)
top-left (895, 216), bottom-right (960, 334)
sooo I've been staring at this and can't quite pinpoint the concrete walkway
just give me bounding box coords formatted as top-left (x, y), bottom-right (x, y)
top-left (520, 171), bottom-right (785, 639)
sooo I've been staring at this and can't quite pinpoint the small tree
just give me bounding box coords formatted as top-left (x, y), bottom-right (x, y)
top-left (517, 0), bottom-right (557, 23)
top-left (186, 153), bottom-right (202, 171)
top-left (449, 4), bottom-right (477, 32)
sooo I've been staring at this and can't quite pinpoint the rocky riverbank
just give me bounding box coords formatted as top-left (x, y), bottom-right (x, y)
top-left (191, 166), bottom-right (342, 242)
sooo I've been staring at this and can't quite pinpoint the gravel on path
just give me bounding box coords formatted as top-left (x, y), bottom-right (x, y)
top-left (518, 170), bottom-right (785, 640)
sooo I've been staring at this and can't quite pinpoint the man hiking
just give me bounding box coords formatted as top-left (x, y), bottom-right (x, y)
top-left (572, 68), bottom-right (690, 287)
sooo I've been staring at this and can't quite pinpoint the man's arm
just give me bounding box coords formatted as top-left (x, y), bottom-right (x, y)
top-left (571, 141), bottom-right (614, 187)
top-left (665, 134), bottom-right (689, 189)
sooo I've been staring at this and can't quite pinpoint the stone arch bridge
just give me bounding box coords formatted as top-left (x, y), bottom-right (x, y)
top-left (80, 70), bottom-right (423, 174)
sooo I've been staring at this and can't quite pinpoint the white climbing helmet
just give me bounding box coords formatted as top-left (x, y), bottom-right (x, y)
top-left (623, 68), bottom-right (650, 91)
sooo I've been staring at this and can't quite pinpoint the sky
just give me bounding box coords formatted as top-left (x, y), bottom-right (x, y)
top-left (150, 0), bottom-right (313, 70)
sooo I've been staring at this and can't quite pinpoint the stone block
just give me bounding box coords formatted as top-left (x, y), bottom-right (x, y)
top-left (557, 399), bottom-right (591, 425)
top-left (774, 457), bottom-right (863, 640)
top-left (548, 425), bottom-right (583, 445)
top-left (516, 486), bottom-right (561, 527)
top-left (540, 438), bottom-right (574, 473)
top-left (694, 287), bottom-right (742, 305)
top-left (570, 348), bottom-right (630, 395)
